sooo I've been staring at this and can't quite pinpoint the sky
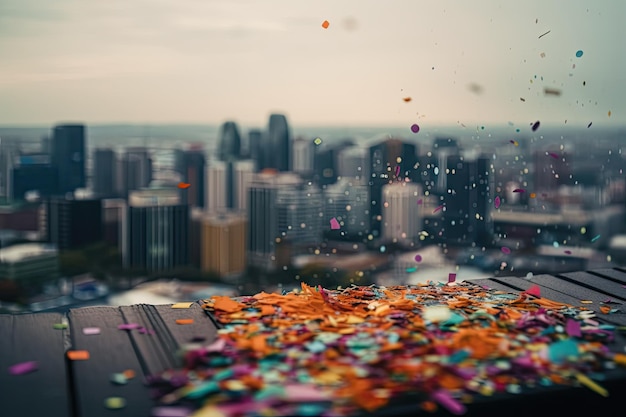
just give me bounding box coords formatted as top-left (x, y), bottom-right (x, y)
top-left (0, 0), bottom-right (625, 127)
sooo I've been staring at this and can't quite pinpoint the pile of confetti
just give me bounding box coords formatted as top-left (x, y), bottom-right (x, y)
top-left (147, 282), bottom-right (626, 417)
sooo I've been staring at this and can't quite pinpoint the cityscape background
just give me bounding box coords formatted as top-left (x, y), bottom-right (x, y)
top-left (0, 0), bottom-right (625, 312)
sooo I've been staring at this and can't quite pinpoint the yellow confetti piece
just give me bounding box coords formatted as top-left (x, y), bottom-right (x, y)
top-left (104, 396), bottom-right (126, 409)
top-left (575, 373), bottom-right (609, 397)
top-left (614, 353), bottom-right (626, 367)
top-left (172, 302), bottom-right (194, 309)
top-left (580, 300), bottom-right (593, 304)
top-left (608, 110), bottom-right (612, 117)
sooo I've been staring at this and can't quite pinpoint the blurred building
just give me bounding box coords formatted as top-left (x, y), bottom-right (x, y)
top-left (0, 201), bottom-right (41, 232)
top-left (248, 129), bottom-right (265, 171)
top-left (324, 179), bottom-right (370, 241)
top-left (233, 160), bottom-right (255, 212)
top-left (93, 148), bottom-right (116, 198)
top-left (534, 149), bottom-right (573, 192)
top-left (0, 136), bottom-right (19, 198)
top-left (201, 212), bottom-right (247, 278)
top-left (0, 243), bottom-right (59, 293)
top-left (292, 137), bottom-right (314, 176)
top-left (442, 155), bottom-right (493, 246)
top-left (207, 161), bottom-right (231, 211)
top-left (44, 196), bottom-right (103, 251)
top-left (51, 124), bottom-right (86, 195)
top-left (382, 182), bottom-right (422, 246)
top-left (122, 188), bottom-right (189, 272)
top-left (218, 121), bottom-right (242, 162)
top-left (337, 146), bottom-right (369, 185)
top-left (103, 199), bottom-right (125, 248)
top-left (116, 147), bottom-right (152, 198)
top-left (267, 114), bottom-right (290, 171)
top-left (10, 154), bottom-right (58, 200)
top-left (189, 208), bottom-right (204, 268)
top-left (175, 146), bottom-right (206, 208)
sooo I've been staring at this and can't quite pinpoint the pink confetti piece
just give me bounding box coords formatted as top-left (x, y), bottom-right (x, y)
top-left (395, 166), bottom-right (400, 177)
top-left (512, 188), bottom-right (526, 193)
top-left (548, 152), bottom-right (559, 159)
top-left (138, 327), bottom-right (156, 335)
top-left (524, 284), bottom-right (541, 298)
top-left (410, 124), bottom-right (420, 133)
top-left (284, 384), bottom-right (331, 402)
top-left (9, 361), bottom-right (38, 376)
top-left (151, 407), bottom-right (195, 417)
top-left (564, 250), bottom-right (572, 255)
top-left (82, 327), bottom-right (101, 335)
top-left (501, 246), bottom-right (511, 254)
top-left (448, 273), bottom-right (457, 283)
top-left (415, 254), bottom-right (423, 263)
top-left (494, 196), bottom-right (501, 209)
top-left (329, 217), bottom-right (340, 230)
top-left (118, 323), bottom-right (141, 331)
top-left (417, 198), bottom-right (423, 205)
top-left (432, 390), bottom-right (467, 415)
top-left (566, 319), bottom-right (582, 337)
top-left (433, 205), bottom-right (444, 213)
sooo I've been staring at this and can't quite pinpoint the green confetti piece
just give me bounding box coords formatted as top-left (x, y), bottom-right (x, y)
top-left (53, 323), bottom-right (67, 330)
top-left (104, 397), bottom-right (126, 409)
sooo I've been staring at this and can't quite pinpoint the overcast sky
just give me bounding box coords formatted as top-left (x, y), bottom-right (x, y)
top-left (0, 0), bottom-right (624, 127)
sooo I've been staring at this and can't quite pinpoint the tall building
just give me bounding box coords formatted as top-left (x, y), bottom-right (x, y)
top-left (218, 121), bottom-right (242, 162)
top-left (175, 146), bottom-right (206, 208)
top-left (45, 196), bottom-right (103, 251)
top-left (267, 114), bottom-right (290, 171)
top-left (382, 182), bottom-right (422, 246)
top-left (11, 154), bottom-right (58, 200)
top-left (369, 139), bottom-right (418, 237)
top-left (324, 178), bottom-right (370, 240)
top-left (201, 212), bottom-right (247, 278)
top-left (0, 137), bottom-right (19, 198)
top-left (51, 124), bottom-right (86, 195)
top-left (117, 147), bottom-right (152, 198)
top-left (93, 148), bottom-right (116, 198)
top-left (102, 199), bottom-right (125, 248)
top-left (234, 160), bottom-right (255, 212)
top-left (292, 137), bottom-right (314, 176)
top-left (122, 188), bottom-right (189, 272)
top-left (207, 161), bottom-right (230, 211)
top-left (248, 129), bottom-right (265, 171)
top-left (442, 155), bottom-right (493, 245)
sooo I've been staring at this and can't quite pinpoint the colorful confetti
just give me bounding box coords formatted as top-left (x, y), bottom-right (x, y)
top-left (544, 87), bottom-right (561, 96)
top-left (529, 193), bottom-right (536, 199)
top-left (433, 205), bottom-right (444, 213)
top-left (501, 247), bottom-right (511, 254)
top-left (548, 152), bottom-right (559, 159)
top-left (447, 273), bottom-right (456, 283)
top-left (67, 350), bottom-right (90, 361)
top-left (591, 235), bottom-right (601, 242)
top-left (176, 319), bottom-right (194, 325)
top-left (524, 285), bottom-right (541, 298)
top-left (531, 120), bottom-right (540, 131)
top-left (178, 182), bottom-right (191, 189)
top-left (321, 20), bottom-right (330, 29)
top-left (608, 110), bottom-right (612, 117)
top-left (313, 137), bottom-right (322, 145)
top-left (587, 122), bottom-right (592, 128)
top-left (564, 250), bottom-right (572, 255)
top-left (410, 124), bottom-right (420, 133)
top-left (414, 254), bottom-right (423, 263)
top-left (538, 30), bottom-right (551, 39)
top-left (575, 50), bottom-right (584, 58)
top-left (509, 140), bottom-right (519, 146)
top-left (172, 303), bottom-right (194, 309)
top-left (53, 323), bottom-right (68, 330)
top-left (8, 361), bottom-right (38, 376)
top-left (104, 397), bottom-right (127, 410)
top-left (403, 97), bottom-right (412, 102)
top-left (512, 188), bottom-right (526, 193)
top-left (330, 218), bottom-right (340, 230)
top-left (494, 196), bottom-right (501, 209)
top-left (82, 327), bottom-right (101, 335)
top-left (118, 323), bottom-right (141, 330)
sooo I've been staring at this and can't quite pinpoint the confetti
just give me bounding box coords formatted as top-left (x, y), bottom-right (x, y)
top-left (403, 97), bottom-right (412, 102)
top-left (524, 285), bottom-right (541, 298)
top-left (178, 182), bottom-right (191, 189)
top-left (176, 319), bottom-right (194, 325)
top-left (410, 124), bottom-right (420, 133)
top-left (111, 373), bottom-right (128, 385)
top-left (564, 250), bottom-right (572, 255)
top-left (433, 205), bottom-right (444, 213)
top-left (67, 350), bottom-right (90, 361)
top-left (330, 217), bottom-right (340, 230)
top-left (575, 373), bottom-right (608, 397)
top-left (538, 30), bottom-right (551, 39)
top-left (423, 306), bottom-right (452, 323)
top-left (540, 52), bottom-right (546, 58)
top-left (509, 140), bottom-right (519, 146)
top-left (591, 235), bottom-right (601, 242)
top-left (172, 303), bottom-right (194, 309)
top-left (415, 254), bottom-right (422, 263)
top-left (432, 390), bottom-right (466, 415)
top-left (531, 120), bottom-right (540, 131)
top-left (608, 110), bottom-right (612, 117)
top-left (544, 87), bottom-right (561, 96)
top-left (520, 97), bottom-right (526, 102)
top-left (501, 247), bottom-right (511, 254)
top-left (548, 152), bottom-right (559, 159)
top-left (321, 20), bottom-right (330, 29)
top-left (417, 198), bottom-right (423, 205)
top-left (104, 397), bottom-right (127, 410)
top-left (575, 50), bottom-right (584, 58)
top-left (494, 196), bottom-right (501, 209)
top-left (530, 193), bottom-right (536, 198)
top-left (82, 327), bottom-right (101, 335)
top-left (313, 137), bottom-right (322, 145)
top-left (600, 306), bottom-right (611, 315)
top-left (395, 166), bottom-right (400, 177)
top-left (448, 273), bottom-right (456, 283)
top-left (123, 369), bottom-right (136, 379)
top-left (53, 323), bottom-right (67, 330)
top-left (580, 300), bottom-right (593, 304)
top-left (9, 361), bottom-right (38, 375)
top-left (513, 188), bottom-right (526, 193)
top-left (566, 319), bottom-right (582, 337)
top-left (118, 323), bottom-right (141, 330)
top-left (587, 122), bottom-right (592, 128)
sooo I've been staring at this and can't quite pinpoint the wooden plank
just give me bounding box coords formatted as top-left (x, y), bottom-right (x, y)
top-left (558, 271), bottom-right (626, 301)
top-left (466, 278), bottom-right (524, 292)
top-left (68, 306), bottom-right (154, 417)
top-left (153, 302), bottom-right (218, 347)
top-left (589, 268), bottom-right (626, 285)
top-left (0, 313), bottom-right (71, 417)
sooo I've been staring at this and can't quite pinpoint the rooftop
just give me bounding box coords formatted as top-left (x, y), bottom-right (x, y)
top-left (0, 243), bottom-right (57, 263)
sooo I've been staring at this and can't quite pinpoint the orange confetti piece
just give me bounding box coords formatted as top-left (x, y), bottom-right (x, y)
top-left (580, 300), bottom-right (593, 304)
top-left (178, 182), bottom-right (191, 189)
top-left (176, 319), bottom-right (194, 325)
top-left (212, 296), bottom-right (245, 313)
top-left (321, 20), bottom-right (330, 29)
top-left (600, 306), bottom-right (610, 314)
top-left (67, 350), bottom-right (90, 361)
top-left (608, 111), bottom-right (611, 117)
top-left (530, 192), bottom-right (536, 198)
top-left (123, 369), bottom-right (135, 379)
top-left (403, 97), bottom-right (412, 102)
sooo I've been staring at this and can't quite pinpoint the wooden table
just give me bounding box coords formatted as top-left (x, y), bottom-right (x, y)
top-left (2, 268), bottom-right (626, 417)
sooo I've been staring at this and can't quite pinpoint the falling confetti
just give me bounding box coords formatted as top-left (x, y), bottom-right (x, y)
top-left (538, 30), bottom-right (551, 39)
top-left (82, 327), bottom-right (101, 335)
top-left (313, 137), bottom-right (323, 145)
top-left (417, 199), bottom-right (423, 205)
top-left (583, 81), bottom-right (586, 86)
top-left (587, 122), bottom-right (592, 128)
top-left (9, 361), bottom-right (38, 376)
top-left (501, 247), bottom-right (511, 254)
top-left (531, 120), bottom-right (540, 131)
top-left (524, 285), bottom-right (541, 298)
top-left (540, 52), bottom-right (546, 58)
top-left (544, 87), bottom-right (561, 96)
top-left (512, 188), bottom-right (526, 193)
top-left (608, 111), bottom-right (612, 117)
top-left (530, 193), bottom-right (537, 198)
top-left (395, 166), bottom-right (400, 177)
top-left (494, 196), bottom-right (501, 209)
top-left (330, 217), bottom-right (340, 230)
top-left (410, 124), bottom-right (420, 133)
top-left (564, 250), bottom-right (572, 255)
top-left (467, 83), bottom-right (484, 94)
top-left (548, 152), bottom-right (559, 159)
top-left (67, 350), bottom-right (90, 361)
top-left (104, 397), bottom-right (127, 410)
top-left (591, 235), bottom-right (601, 242)
top-left (321, 20), bottom-right (330, 29)
top-left (575, 50), bottom-right (584, 58)
top-left (403, 97), bottom-right (412, 102)
top-left (178, 182), bottom-right (191, 189)
top-left (448, 273), bottom-right (457, 283)
top-left (510, 140), bottom-right (519, 146)
top-left (433, 205), bottom-right (444, 213)
top-left (176, 319), bottom-right (194, 325)
top-left (414, 254), bottom-right (422, 263)
top-left (520, 97), bottom-right (526, 102)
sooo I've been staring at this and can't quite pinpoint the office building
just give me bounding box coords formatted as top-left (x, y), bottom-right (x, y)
top-left (267, 114), bottom-right (290, 171)
top-left (93, 148), bottom-right (116, 198)
top-left (292, 137), bottom-right (314, 176)
top-left (45, 196), bottom-right (103, 251)
top-left (51, 124), bottom-right (86, 194)
top-left (201, 212), bottom-right (247, 278)
top-left (382, 182), bottom-right (422, 246)
top-left (0, 243), bottom-right (60, 292)
top-left (103, 199), bottom-right (125, 248)
top-left (11, 154), bottom-right (58, 201)
top-left (117, 147), bottom-right (152, 198)
top-left (175, 146), bottom-right (206, 208)
top-left (122, 188), bottom-right (189, 272)
top-left (248, 129), bottom-right (265, 171)
top-left (324, 179), bottom-right (370, 240)
top-left (234, 160), bottom-right (255, 212)
top-left (218, 121), bottom-right (242, 162)
top-left (337, 146), bottom-right (369, 185)
top-left (207, 161), bottom-right (231, 211)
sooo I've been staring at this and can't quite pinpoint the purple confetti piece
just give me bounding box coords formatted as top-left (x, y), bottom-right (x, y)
top-left (395, 165), bottom-right (400, 177)
top-left (329, 217), bottom-right (340, 230)
top-left (564, 250), bottom-right (572, 255)
top-left (548, 152), bottom-right (559, 159)
top-left (151, 406), bottom-right (195, 417)
top-left (566, 319), bottom-right (582, 338)
top-left (410, 123), bottom-right (420, 133)
top-left (448, 273), bottom-right (457, 283)
top-left (205, 338), bottom-right (227, 353)
top-left (82, 327), bottom-right (101, 335)
top-left (9, 361), bottom-right (38, 376)
top-left (501, 246), bottom-right (511, 254)
top-left (531, 120), bottom-right (541, 132)
top-left (417, 198), bottom-right (423, 205)
top-left (118, 323), bottom-right (141, 330)
top-left (415, 254), bottom-right (422, 263)
top-left (513, 188), bottom-right (526, 193)
top-left (433, 205), bottom-right (444, 213)
top-left (494, 196), bottom-right (501, 209)
top-left (432, 390), bottom-right (467, 415)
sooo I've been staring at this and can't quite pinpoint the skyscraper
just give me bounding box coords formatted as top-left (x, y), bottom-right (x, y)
top-left (122, 188), bottom-right (189, 272)
top-left (175, 147), bottom-right (206, 208)
top-left (93, 148), bottom-right (116, 198)
top-left (267, 114), bottom-right (290, 171)
top-left (218, 121), bottom-right (242, 162)
top-left (233, 160), bottom-right (255, 211)
top-left (207, 161), bottom-right (229, 211)
top-left (292, 137), bottom-right (314, 176)
top-left (117, 147), bottom-right (152, 198)
top-left (201, 212), bottom-right (247, 278)
top-left (248, 129), bottom-right (265, 171)
top-left (46, 196), bottom-right (103, 251)
top-left (382, 182), bottom-right (422, 246)
top-left (51, 124), bottom-right (86, 195)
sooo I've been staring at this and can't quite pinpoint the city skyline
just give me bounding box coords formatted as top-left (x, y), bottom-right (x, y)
top-left (1, 0), bottom-right (625, 126)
